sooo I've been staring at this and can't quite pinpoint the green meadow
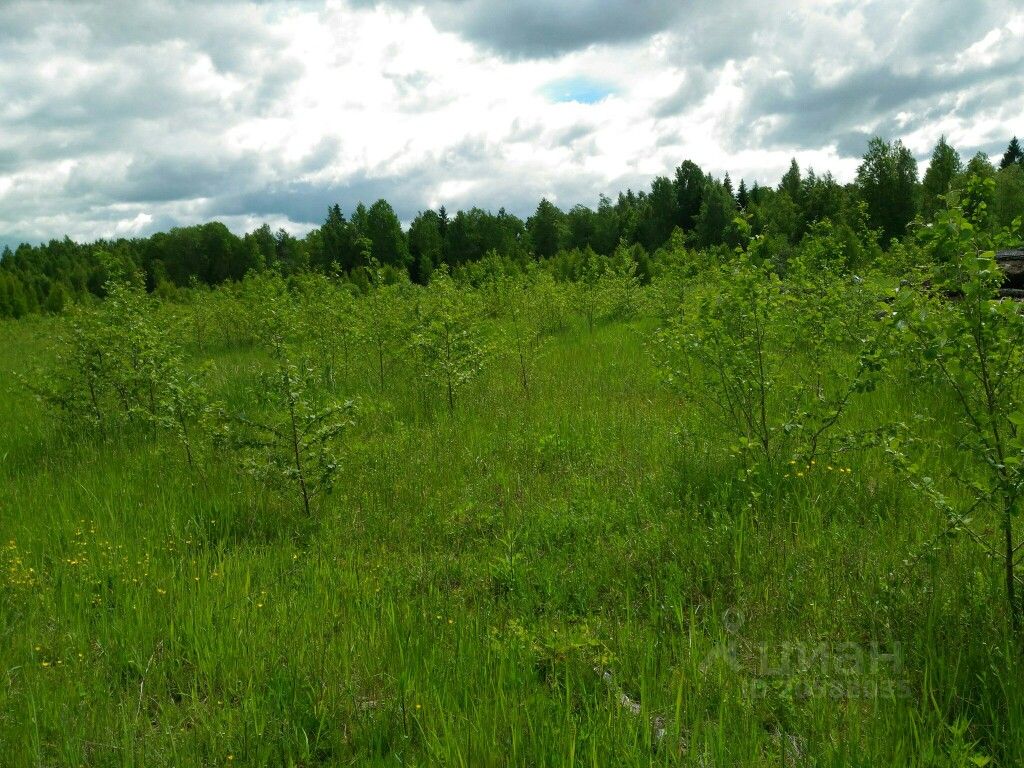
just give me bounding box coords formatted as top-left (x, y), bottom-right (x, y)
top-left (2, 225), bottom-right (1023, 767)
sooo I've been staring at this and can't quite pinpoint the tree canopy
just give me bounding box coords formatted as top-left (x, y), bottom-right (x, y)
top-left (3, 133), bottom-right (1023, 319)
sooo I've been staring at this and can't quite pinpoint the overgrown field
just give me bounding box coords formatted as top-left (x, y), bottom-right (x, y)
top-left (2, 209), bottom-right (1024, 766)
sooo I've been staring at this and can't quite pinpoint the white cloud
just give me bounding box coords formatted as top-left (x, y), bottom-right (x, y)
top-left (0, 0), bottom-right (1021, 246)
top-left (114, 212), bottom-right (154, 236)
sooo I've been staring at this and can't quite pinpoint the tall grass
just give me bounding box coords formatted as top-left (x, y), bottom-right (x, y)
top-left (0, 283), bottom-right (1020, 766)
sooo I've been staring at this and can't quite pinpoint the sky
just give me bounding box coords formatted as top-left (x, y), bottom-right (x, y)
top-left (1, 0), bottom-right (1022, 248)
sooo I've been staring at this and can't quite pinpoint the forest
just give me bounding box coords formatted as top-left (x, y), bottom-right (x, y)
top-left (1, 131), bottom-right (1024, 765)
top-left (2, 135), bottom-right (1024, 318)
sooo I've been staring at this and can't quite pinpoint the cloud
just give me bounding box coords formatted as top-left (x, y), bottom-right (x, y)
top-left (350, 0), bottom-right (684, 57)
top-left (739, 57), bottom-right (1024, 152)
top-left (655, 68), bottom-right (716, 118)
top-left (0, 0), bottom-right (1022, 248)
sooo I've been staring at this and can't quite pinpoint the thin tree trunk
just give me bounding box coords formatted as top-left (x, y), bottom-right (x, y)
top-left (1004, 503), bottom-right (1018, 631)
top-left (284, 368), bottom-right (311, 516)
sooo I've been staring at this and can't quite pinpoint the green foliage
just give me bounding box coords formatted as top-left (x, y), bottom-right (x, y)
top-left (673, 159), bottom-right (706, 231)
top-left (600, 243), bottom-right (643, 320)
top-left (43, 282), bottom-right (68, 315)
top-left (779, 158), bottom-right (802, 204)
top-left (408, 208), bottom-right (445, 281)
top-left (962, 175), bottom-right (997, 233)
top-left (795, 212), bottom-right (878, 274)
top-left (653, 240), bottom-right (886, 480)
top-left (294, 272), bottom-right (360, 387)
top-left (857, 136), bottom-right (919, 244)
top-left (922, 136), bottom-right (963, 220)
top-left (961, 152), bottom-right (997, 186)
top-left (354, 199), bottom-right (411, 269)
top-left (9, 134), bottom-right (1018, 322)
top-left (1000, 137), bottom-right (1024, 171)
top-left (750, 188), bottom-right (800, 246)
top-left (694, 179), bottom-right (738, 248)
top-left (0, 271), bottom-right (32, 318)
top-left (156, 358), bottom-right (216, 474)
top-left (637, 175), bottom-right (678, 251)
top-left (571, 249), bottom-right (610, 333)
top-left (7, 232), bottom-right (1024, 764)
top-left (359, 263), bottom-right (411, 391)
top-left (499, 276), bottom-right (549, 396)
top-left (315, 204), bottom-right (362, 273)
top-left (736, 178), bottom-right (749, 210)
top-left (27, 279), bottom-right (216, 473)
top-left (410, 269), bottom-right (487, 412)
top-left (528, 198), bottom-right (565, 259)
top-left (529, 269), bottom-right (572, 334)
top-left (7, 136), bottom-right (1024, 766)
top-left (27, 299), bottom-right (116, 434)
top-left (995, 164), bottom-right (1024, 230)
top-left (891, 184), bottom-right (1024, 626)
top-left (224, 335), bottom-right (356, 517)
top-left (31, 280), bottom-right (163, 429)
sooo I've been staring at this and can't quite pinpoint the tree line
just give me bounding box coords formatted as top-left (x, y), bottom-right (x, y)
top-left (1, 134), bottom-right (1022, 319)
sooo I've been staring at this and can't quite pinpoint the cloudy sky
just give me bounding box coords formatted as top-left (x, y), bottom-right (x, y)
top-left (1, 0), bottom-right (1021, 247)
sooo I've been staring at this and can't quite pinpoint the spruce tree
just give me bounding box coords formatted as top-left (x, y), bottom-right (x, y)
top-left (780, 158), bottom-right (802, 204)
top-left (922, 135), bottom-right (963, 219)
top-left (1001, 137), bottom-right (1024, 170)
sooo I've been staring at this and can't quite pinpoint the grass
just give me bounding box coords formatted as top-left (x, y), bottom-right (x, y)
top-left (1, 301), bottom-right (1021, 767)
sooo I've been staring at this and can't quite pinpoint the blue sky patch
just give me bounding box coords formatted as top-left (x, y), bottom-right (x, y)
top-left (541, 77), bottom-right (614, 105)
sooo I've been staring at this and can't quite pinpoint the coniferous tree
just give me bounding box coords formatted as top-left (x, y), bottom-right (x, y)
top-left (780, 158), bottom-right (802, 205)
top-left (528, 199), bottom-right (564, 259)
top-left (320, 204), bottom-right (361, 273)
top-left (1000, 137), bottom-right (1024, 170)
top-left (276, 229), bottom-right (307, 274)
top-left (922, 136), bottom-right (963, 220)
top-left (749, 181), bottom-right (763, 206)
top-left (228, 330), bottom-right (355, 517)
top-left (408, 210), bottom-right (444, 283)
top-left (736, 179), bottom-right (749, 210)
